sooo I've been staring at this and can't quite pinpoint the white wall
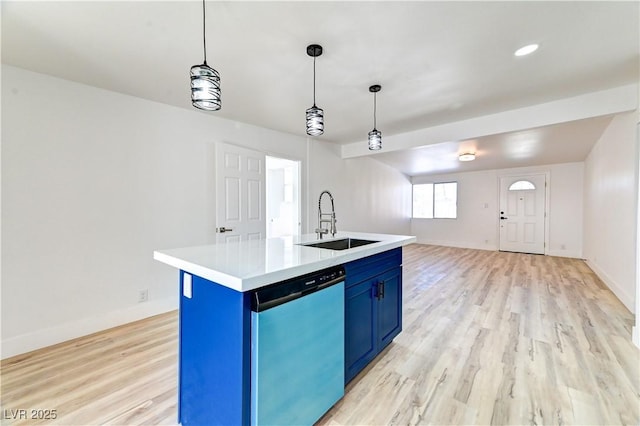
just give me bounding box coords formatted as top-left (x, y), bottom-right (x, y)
top-left (6, 63), bottom-right (632, 358)
top-left (2, 65), bottom-right (414, 358)
top-left (1, 65), bottom-right (310, 358)
top-left (307, 140), bottom-right (412, 236)
top-left (583, 112), bottom-right (637, 313)
top-left (411, 162), bottom-right (584, 258)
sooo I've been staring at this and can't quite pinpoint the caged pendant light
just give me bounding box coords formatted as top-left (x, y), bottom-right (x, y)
top-left (368, 85), bottom-right (382, 151)
top-left (306, 44), bottom-right (324, 136)
top-left (190, 0), bottom-right (221, 111)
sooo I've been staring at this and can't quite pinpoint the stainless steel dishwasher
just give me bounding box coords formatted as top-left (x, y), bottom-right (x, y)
top-left (250, 266), bottom-right (345, 425)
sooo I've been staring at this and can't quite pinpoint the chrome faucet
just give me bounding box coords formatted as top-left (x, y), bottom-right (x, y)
top-left (315, 190), bottom-right (337, 239)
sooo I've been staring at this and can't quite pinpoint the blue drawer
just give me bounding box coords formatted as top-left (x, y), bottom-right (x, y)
top-left (343, 247), bottom-right (402, 288)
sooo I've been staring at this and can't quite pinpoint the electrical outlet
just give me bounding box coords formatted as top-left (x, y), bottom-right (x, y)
top-left (138, 289), bottom-right (149, 303)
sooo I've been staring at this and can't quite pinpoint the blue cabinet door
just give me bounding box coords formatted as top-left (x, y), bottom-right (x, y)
top-left (344, 250), bottom-right (403, 384)
top-left (345, 279), bottom-right (377, 383)
top-left (377, 267), bottom-right (402, 349)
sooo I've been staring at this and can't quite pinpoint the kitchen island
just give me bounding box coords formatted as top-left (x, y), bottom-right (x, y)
top-left (154, 231), bottom-right (416, 426)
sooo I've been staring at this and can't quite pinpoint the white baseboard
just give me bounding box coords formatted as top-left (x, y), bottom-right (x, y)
top-left (1, 298), bottom-right (177, 360)
top-left (585, 259), bottom-right (635, 313)
top-left (634, 326), bottom-right (640, 349)
top-left (546, 249), bottom-right (583, 259)
top-left (415, 238), bottom-right (497, 251)
top-left (417, 238), bottom-right (584, 259)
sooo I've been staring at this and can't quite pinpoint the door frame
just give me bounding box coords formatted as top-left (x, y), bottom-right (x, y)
top-left (265, 155), bottom-right (302, 238)
top-left (263, 151), bottom-right (304, 237)
top-left (215, 141), bottom-right (304, 242)
top-left (497, 171), bottom-right (551, 255)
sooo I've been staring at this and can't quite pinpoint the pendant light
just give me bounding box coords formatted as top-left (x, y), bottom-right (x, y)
top-left (190, 0), bottom-right (221, 111)
top-left (368, 85), bottom-right (382, 151)
top-left (306, 44), bottom-right (324, 136)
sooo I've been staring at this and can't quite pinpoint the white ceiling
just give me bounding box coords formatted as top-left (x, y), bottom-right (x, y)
top-left (373, 115), bottom-right (616, 176)
top-left (2, 1), bottom-right (638, 176)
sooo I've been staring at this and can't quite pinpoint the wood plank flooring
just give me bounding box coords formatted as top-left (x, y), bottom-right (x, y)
top-left (1, 312), bottom-right (178, 425)
top-left (319, 245), bottom-right (639, 425)
top-left (2, 244), bottom-right (638, 425)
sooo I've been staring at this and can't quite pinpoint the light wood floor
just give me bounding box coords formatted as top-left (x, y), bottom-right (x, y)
top-left (2, 244), bottom-right (638, 425)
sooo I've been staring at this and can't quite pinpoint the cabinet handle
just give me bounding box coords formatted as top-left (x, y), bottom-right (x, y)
top-left (375, 281), bottom-right (385, 300)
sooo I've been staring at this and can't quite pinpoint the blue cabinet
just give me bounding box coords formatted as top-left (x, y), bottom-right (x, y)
top-left (377, 267), bottom-right (402, 348)
top-left (178, 272), bottom-right (252, 426)
top-left (344, 249), bottom-right (402, 383)
top-left (176, 247), bottom-right (403, 424)
top-left (345, 280), bottom-right (376, 378)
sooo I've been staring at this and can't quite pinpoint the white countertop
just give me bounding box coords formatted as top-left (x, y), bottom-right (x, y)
top-left (154, 231), bottom-right (416, 292)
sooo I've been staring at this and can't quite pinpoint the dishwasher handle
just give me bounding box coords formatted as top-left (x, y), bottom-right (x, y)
top-left (253, 274), bottom-right (344, 312)
top-left (315, 276), bottom-right (344, 291)
top-left (256, 291), bottom-right (303, 312)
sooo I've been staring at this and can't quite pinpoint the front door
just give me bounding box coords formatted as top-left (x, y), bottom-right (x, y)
top-left (215, 142), bottom-right (266, 243)
top-left (499, 174), bottom-right (546, 254)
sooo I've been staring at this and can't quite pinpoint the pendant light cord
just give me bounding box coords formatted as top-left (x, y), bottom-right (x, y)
top-left (313, 56), bottom-right (317, 106)
top-left (202, 0), bottom-right (207, 65)
top-left (373, 91), bottom-right (377, 129)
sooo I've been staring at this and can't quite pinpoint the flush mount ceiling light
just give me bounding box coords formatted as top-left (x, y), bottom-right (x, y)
top-left (190, 0), bottom-right (221, 111)
top-left (306, 44), bottom-right (324, 136)
top-left (368, 84), bottom-right (382, 151)
top-left (514, 43), bottom-right (539, 57)
top-left (459, 153), bottom-right (476, 162)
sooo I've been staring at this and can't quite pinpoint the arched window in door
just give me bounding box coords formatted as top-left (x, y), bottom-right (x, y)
top-left (508, 180), bottom-right (535, 191)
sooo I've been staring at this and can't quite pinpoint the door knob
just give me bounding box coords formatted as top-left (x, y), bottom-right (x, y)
top-left (217, 227), bottom-right (233, 233)
top-left (500, 216), bottom-right (508, 220)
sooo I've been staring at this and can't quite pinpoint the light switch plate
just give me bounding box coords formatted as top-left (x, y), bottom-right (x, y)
top-left (183, 273), bottom-right (192, 298)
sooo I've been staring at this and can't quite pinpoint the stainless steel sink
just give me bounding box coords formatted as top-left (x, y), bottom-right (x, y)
top-left (300, 238), bottom-right (379, 250)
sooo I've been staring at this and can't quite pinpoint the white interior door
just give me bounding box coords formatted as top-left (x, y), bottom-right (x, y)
top-left (499, 174), bottom-right (546, 254)
top-left (216, 142), bottom-right (266, 243)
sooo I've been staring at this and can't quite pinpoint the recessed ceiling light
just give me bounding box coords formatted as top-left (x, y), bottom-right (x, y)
top-left (514, 44), bottom-right (539, 57)
top-left (459, 153), bottom-right (476, 162)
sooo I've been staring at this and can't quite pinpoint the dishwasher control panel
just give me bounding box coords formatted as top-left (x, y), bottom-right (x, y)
top-left (251, 266), bottom-right (345, 312)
